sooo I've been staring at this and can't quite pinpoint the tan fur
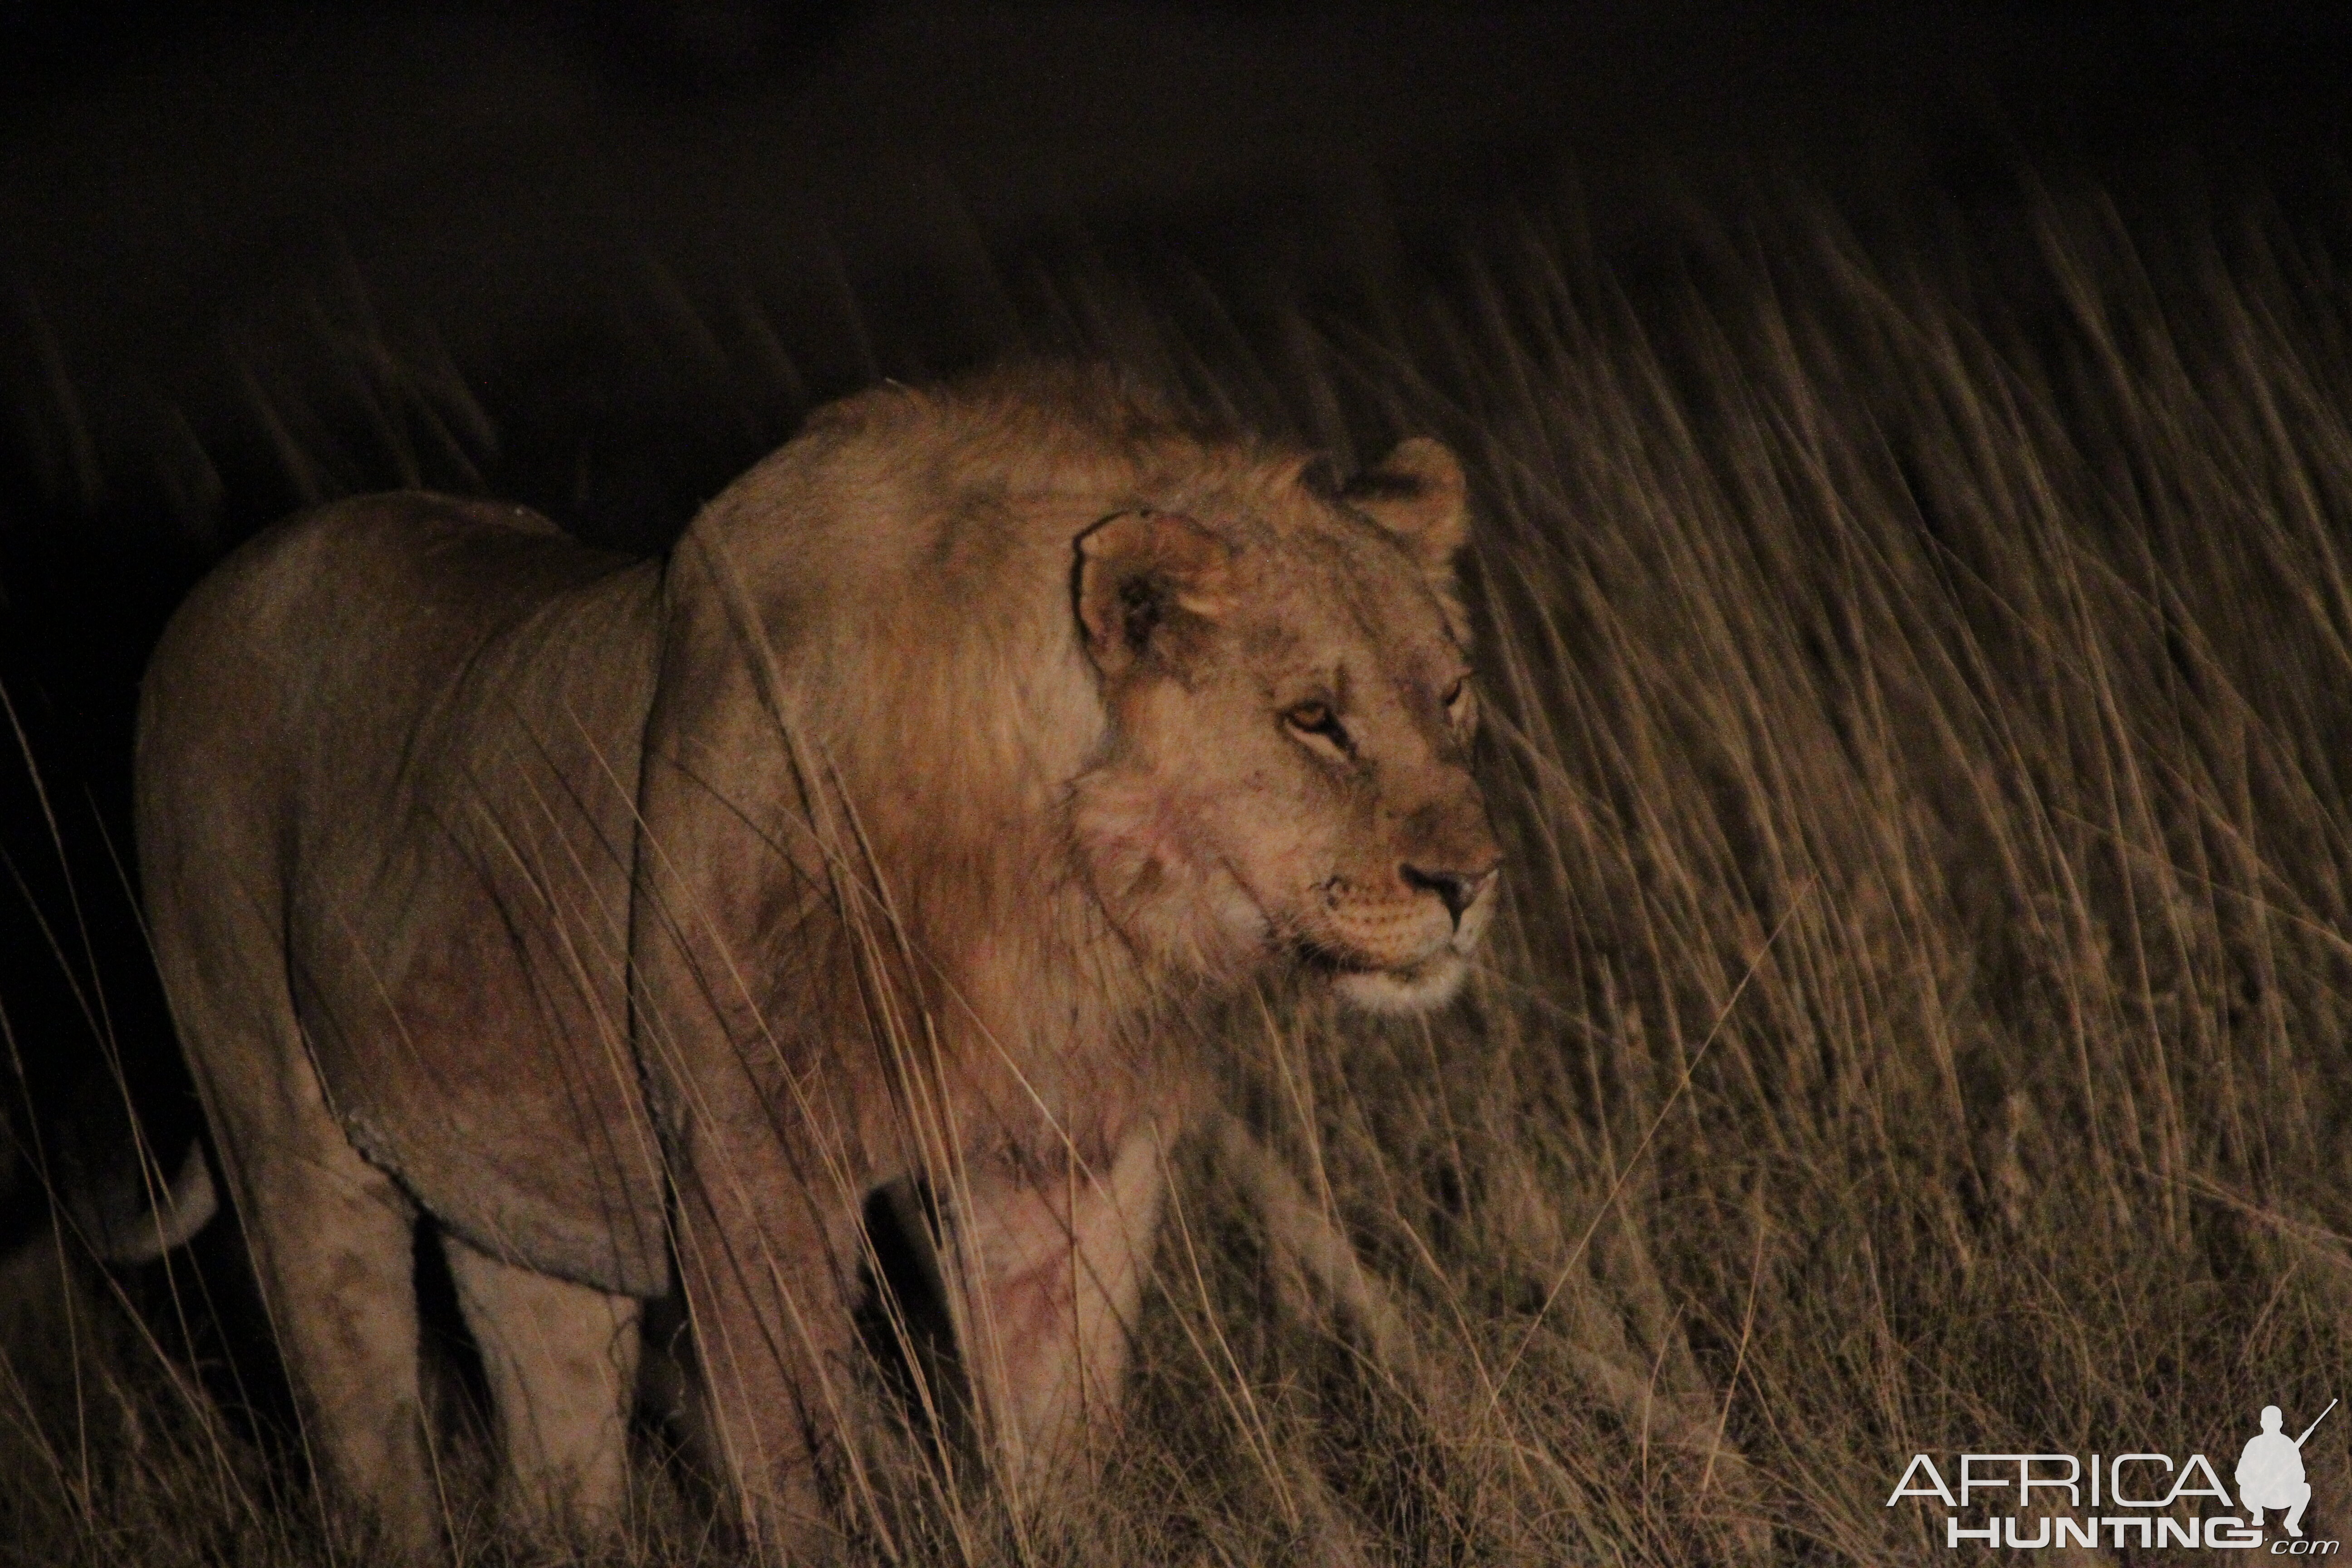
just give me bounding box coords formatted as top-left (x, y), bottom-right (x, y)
top-left (134, 364), bottom-right (1499, 1556)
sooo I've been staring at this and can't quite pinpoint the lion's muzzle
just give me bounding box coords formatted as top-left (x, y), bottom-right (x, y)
top-left (1400, 860), bottom-right (1499, 932)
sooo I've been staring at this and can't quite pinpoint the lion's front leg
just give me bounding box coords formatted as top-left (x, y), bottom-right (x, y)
top-left (672, 1146), bottom-right (872, 1558)
top-left (942, 1123), bottom-right (1167, 1507)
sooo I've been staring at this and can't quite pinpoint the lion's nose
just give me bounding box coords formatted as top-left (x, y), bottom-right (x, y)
top-left (1400, 862), bottom-right (1499, 929)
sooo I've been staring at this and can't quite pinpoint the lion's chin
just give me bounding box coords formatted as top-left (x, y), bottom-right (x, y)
top-left (1331, 951), bottom-right (1472, 1015)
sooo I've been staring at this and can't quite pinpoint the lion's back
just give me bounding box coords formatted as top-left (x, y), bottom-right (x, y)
top-left (138, 494), bottom-right (627, 884)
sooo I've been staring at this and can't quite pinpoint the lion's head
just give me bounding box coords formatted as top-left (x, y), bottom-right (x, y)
top-left (1070, 436), bottom-right (1501, 1014)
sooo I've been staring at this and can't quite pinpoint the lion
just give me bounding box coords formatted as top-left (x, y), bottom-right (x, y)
top-left (133, 363), bottom-right (1501, 1557)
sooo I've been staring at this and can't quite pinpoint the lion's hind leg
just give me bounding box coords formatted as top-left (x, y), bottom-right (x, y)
top-left (222, 1116), bottom-right (442, 1560)
top-left (442, 1236), bottom-right (642, 1544)
top-left (160, 940), bottom-right (445, 1555)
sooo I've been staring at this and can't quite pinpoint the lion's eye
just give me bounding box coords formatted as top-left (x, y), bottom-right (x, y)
top-left (1442, 676), bottom-right (1468, 710)
top-left (1283, 700), bottom-right (1352, 752)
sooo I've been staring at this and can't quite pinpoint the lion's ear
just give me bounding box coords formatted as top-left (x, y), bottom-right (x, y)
top-left (1075, 510), bottom-right (1234, 678)
top-left (1346, 437), bottom-right (1469, 576)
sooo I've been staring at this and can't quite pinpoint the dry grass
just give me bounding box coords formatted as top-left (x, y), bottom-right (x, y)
top-left (10, 185), bottom-right (2352, 1564)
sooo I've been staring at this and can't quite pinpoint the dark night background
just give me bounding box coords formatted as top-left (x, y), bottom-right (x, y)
top-left (1, 0), bottom-right (2349, 1269)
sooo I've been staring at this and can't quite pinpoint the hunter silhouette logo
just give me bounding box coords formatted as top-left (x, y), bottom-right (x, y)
top-left (2240, 1401), bottom-right (2333, 1539)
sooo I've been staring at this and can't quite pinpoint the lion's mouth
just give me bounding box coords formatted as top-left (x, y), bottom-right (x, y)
top-left (1291, 936), bottom-right (1385, 977)
top-left (1291, 933), bottom-right (1459, 983)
